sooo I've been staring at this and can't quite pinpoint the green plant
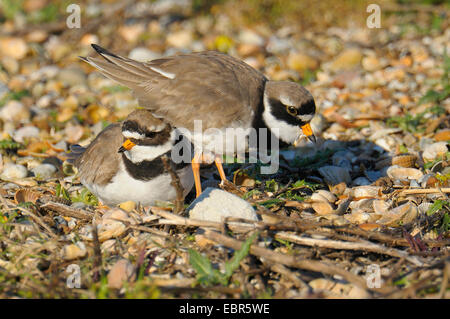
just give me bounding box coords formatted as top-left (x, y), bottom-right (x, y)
top-left (71, 188), bottom-right (99, 206)
top-left (0, 90), bottom-right (30, 107)
top-left (0, 139), bottom-right (22, 152)
top-left (189, 232), bottom-right (258, 286)
top-left (55, 183), bottom-right (71, 201)
top-left (427, 200), bottom-right (450, 216)
top-left (0, 0), bottom-right (24, 21)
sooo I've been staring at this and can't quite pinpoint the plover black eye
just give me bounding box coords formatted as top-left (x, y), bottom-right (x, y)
top-left (286, 106), bottom-right (297, 116)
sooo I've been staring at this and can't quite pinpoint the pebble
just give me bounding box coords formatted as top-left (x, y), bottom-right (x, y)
top-left (353, 177), bottom-right (371, 186)
top-left (1, 163), bottom-right (28, 180)
top-left (422, 142), bottom-right (448, 161)
top-left (1, 56), bottom-right (19, 74)
top-left (362, 56), bottom-right (383, 72)
top-left (287, 52), bottom-right (319, 73)
top-left (31, 163), bottom-right (57, 179)
top-left (107, 259), bottom-right (136, 289)
top-left (118, 24), bottom-right (145, 43)
top-left (62, 242), bottom-right (87, 261)
top-left (167, 30), bottom-right (193, 49)
top-left (330, 48), bottom-right (362, 72)
top-left (12, 126), bottom-right (40, 143)
top-left (0, 100), bottom-right (30, 123)
top-left (128, 47), bottom-right (161, 62)
top-left (318, 166), bottom-right (352, 185)
top-left (57, 66), bottom-right (87, 87)
top-left (118, 201), bottom-right (136, 212)
top-left (188, 188), bottom-right (258, 224)
top-left (0, 37), bottom-right (28, 60)
top-left (238, 29), bottom-right (264, 46)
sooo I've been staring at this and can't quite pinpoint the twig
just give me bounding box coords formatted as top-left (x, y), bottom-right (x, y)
top-left (151, 207), bottom-right (258, 232)
top-left (275, 232), bottom-right (424, 266)
top-left (398, 188), bottom-right (450, 196)
top-left (255, 208), bottom-right (450, 248)
top-left (150, 277), bottom-right (195, 288)
top-left (438, 262), bottom-right (449, 299)
top-left (16, 206), bottom-right (57, 239)
top-left (40, 202), bottom-right (92, 221)
top-left (202, 229), bottom-right (396, 295)
top-left (129, 225), bottom-right (170, 238)
top-left (161, 155), bottom-right (184, 214)
top-left (92, 218), bottom-right (103, 282)
top-left (270, 263), bottom-right (311, 291)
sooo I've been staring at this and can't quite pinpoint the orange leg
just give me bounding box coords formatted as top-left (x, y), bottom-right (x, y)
top-left (214, 155), bottom-right (227, 183)
top-left (192, 153), bottom-right (202, 197)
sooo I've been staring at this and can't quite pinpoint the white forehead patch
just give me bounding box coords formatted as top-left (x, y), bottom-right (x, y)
top-left (124, 130), bottom-right (176, 163)
top-left (149, 66), bottom-right (176, 79)
top-left (122, 130), bottom-right (145, 140)
top-left (148, 123), bottom-right (167, 132)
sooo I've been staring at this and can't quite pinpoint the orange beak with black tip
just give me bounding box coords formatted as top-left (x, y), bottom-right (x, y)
top-left (301, 123), bottom-right (316, 143)
top-left (118, 139), bottom-right (136, 153)
top-left (294, 123), bottom-right (316, 146)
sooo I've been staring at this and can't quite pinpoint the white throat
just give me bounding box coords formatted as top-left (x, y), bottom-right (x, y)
top-left (262, 93), bottom-right (301, 144)
top-left (124, 130), bottom-right (176, 163)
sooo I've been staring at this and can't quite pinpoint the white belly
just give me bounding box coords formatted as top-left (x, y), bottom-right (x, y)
top-left (85, 164), bottom-right (194, 207)
top-left (188, 127), bottom-right (253, 159)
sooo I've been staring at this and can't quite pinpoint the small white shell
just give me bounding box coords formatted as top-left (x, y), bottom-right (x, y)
top-left (376, 202), bottom-right (418, 227)
top-left (386, 165), bottom-right (423, 180)
top-left (422, 142), bottom-right (448, 161)
top-left (349, 198), bottom-right (375, 211)
top-left (373, 200), bottom-right (391, 214)
top-left (312, 190), bottom-right (337, 203)
top-left (352, 186), bottom-right (382, 198)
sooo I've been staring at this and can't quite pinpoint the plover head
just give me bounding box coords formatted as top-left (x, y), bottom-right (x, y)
top-left (262, 81), bottom-right (316, 146)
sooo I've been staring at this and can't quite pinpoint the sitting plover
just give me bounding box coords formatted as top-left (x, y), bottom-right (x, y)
top-left (67, 109), bottom-right (194, 206)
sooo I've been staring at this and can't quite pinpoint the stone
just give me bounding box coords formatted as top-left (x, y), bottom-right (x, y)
top-left (422, 142), bottom-right (448, 161)
top-left (107, 259), bottom-right (135, 289)
top-left (362, 56), bottom-right (382, 72)
top-left (287, 52), bottom-right (319, 73)
top-left (188, 188), bottom-right (258, 224)
top-left (31, 163), bottom-right (57, 179)
top-left (62, 242), bottom-right (87, 260)
top-left (119, 201), bottom-right (136, 212)
top-left (0, 37), bottom-right (28, 60)
top-left (238, 29), bottom-right (264, 46)
top-left (128, 47), bottom-right (161, 62)
top-left (330, 48), bottom-right (362, 72)
top-left (0, 100), bottom-right (30, 123)
top-left (13, 126), bottom-right (40, 143)
top-left (57, 66), bottom-right (87, 87)
top-left (167, 30), bottom-right (193, 48)
top-left (1, 163), bottom-right (28, 180)
top-left (1, 56), bottom-right (19, 74)
top-left (318, 166), bottom-right (352, 185)
top-left (118, 24), bottom-right (145, 43)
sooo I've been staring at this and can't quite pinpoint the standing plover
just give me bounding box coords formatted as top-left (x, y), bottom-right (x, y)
top-left (81, 44), bottom-right (316, 197)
